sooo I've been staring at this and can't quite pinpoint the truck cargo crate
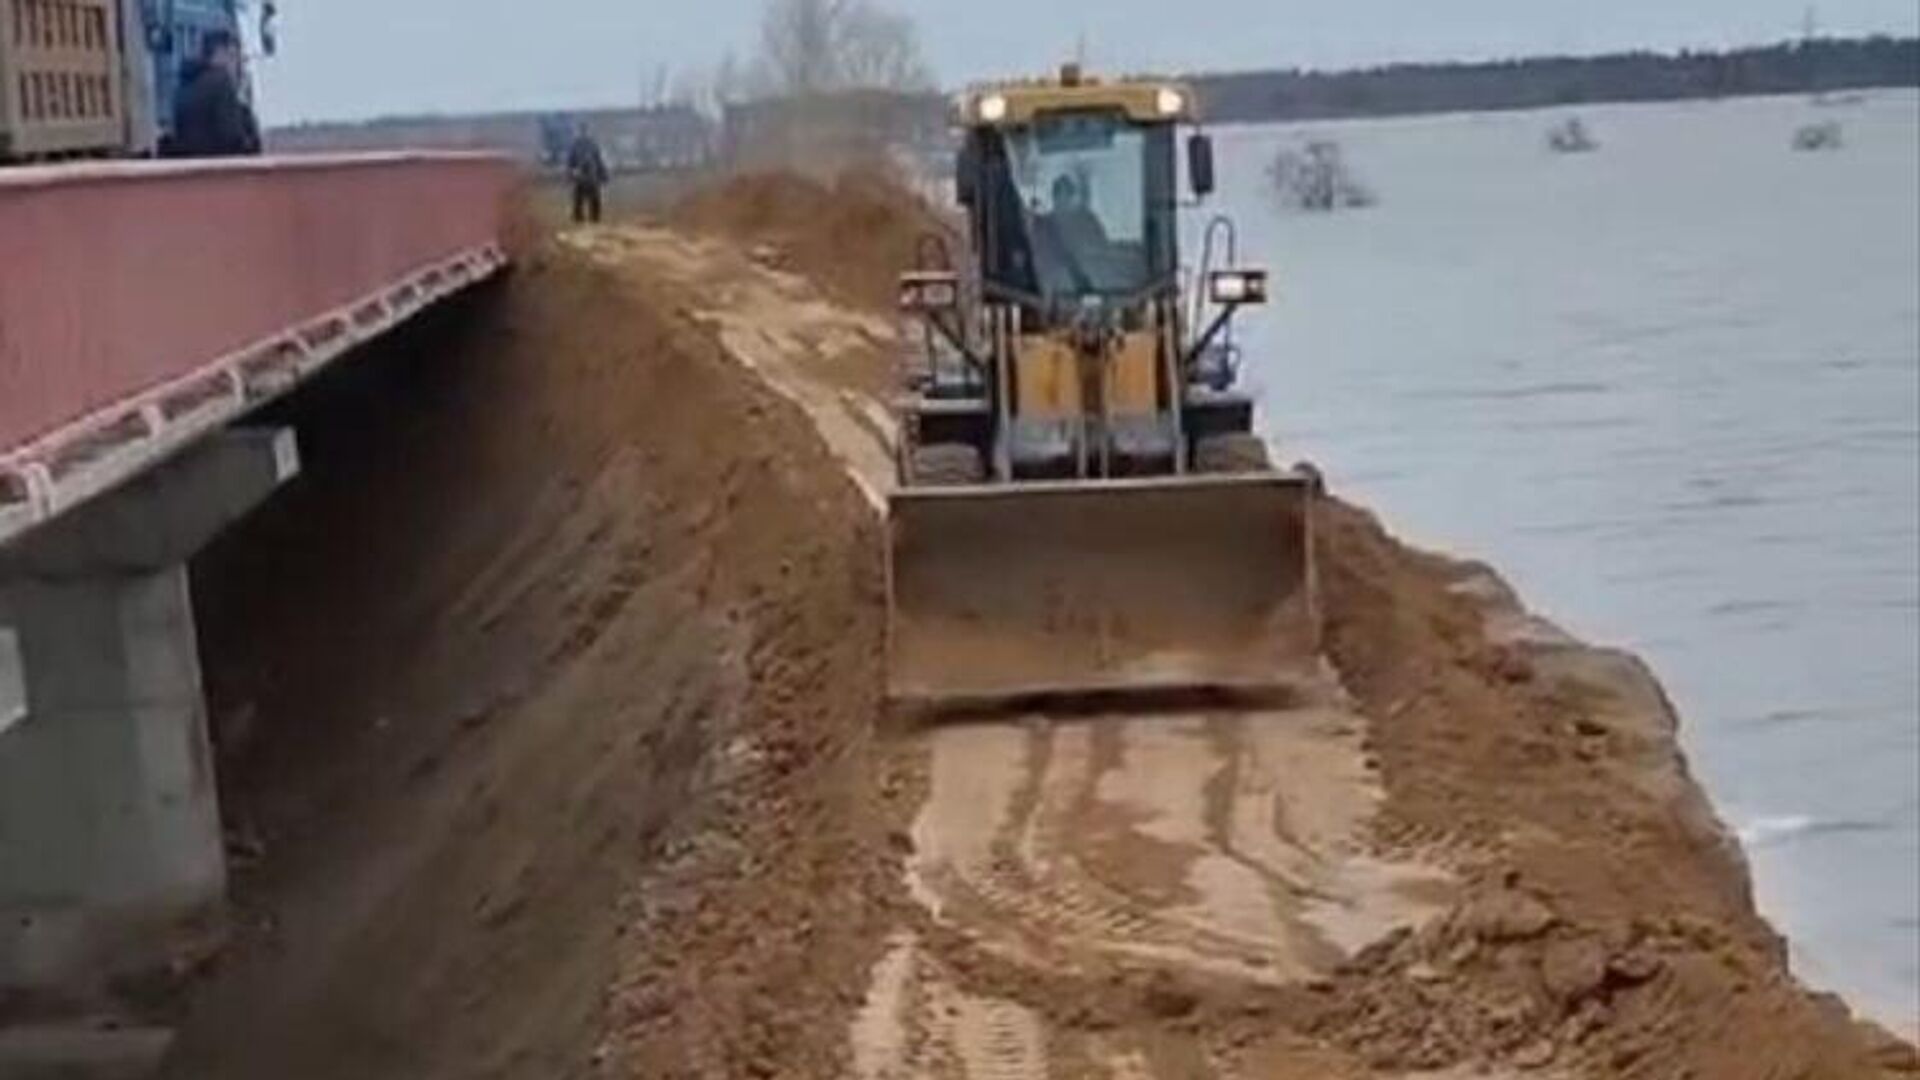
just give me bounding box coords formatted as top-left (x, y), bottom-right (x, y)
top-left (0, 0), bottom-right (125, 160)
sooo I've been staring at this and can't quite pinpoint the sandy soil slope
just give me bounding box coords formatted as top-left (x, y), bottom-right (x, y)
top-left (165, 233), bottom-right (895, 1079)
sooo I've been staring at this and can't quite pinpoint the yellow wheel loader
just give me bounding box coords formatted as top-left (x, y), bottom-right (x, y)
top-left (889, 67), bottom-right (1322, 710)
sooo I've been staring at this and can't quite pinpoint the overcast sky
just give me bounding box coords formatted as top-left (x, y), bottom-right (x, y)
top-left (255, 0), bottom-right (1920, 123)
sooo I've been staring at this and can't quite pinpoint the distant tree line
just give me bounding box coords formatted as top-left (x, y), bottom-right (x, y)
top-left (1192, 36), bottom-right (1919, 123)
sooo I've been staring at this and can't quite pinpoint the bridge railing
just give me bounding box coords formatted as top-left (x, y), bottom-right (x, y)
top-left (0, 152), bottom-right (517, 544)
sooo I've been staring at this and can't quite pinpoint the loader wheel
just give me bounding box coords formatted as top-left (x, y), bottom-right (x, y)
top-left (909, 444), bottom-right (986, 487)
top-left (1193, 433), bottom-right (1273, 475)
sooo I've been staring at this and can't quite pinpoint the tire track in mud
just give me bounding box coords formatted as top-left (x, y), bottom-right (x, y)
top-left (914, 720), bottom-right (1302, 984)
top-left (940, 991), bottom-right (1049, 1080)
top-left (1082, 715), bottom-right (1333, 973)
top-left (909, 711), bottom-right (1451, 997)
top-left (852, 934), bottom-right (1054, 1080)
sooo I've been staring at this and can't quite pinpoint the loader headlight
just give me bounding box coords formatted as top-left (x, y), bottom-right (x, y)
top-left (1156, 87), bottom-right (1186, 117)
top-left (899, 270), bottom-right (961, 313)
top-left (1208, 269), bottom-right (1270, 305)
top-left (977, 93), bottom-right (1009, 123)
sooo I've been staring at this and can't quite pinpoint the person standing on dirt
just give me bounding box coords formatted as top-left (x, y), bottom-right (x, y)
top-left (167, 30), bottom-right (261, 159)
top-left (1034, 174), bottom-right (1109, 294)
top-left (567, 124), bottom-right (611, 225)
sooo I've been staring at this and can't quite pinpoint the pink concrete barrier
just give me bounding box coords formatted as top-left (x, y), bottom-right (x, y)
top-left (0, 153), bottom-right (516, 542)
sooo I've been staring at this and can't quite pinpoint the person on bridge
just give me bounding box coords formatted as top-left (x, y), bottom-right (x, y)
top-left (567, 124), bottom-right (611, 225)
top-left (168, 30), bottom-right (262, 159)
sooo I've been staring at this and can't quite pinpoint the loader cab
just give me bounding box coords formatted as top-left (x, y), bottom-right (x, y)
top-left (966, 112), bottom-right (1176, 315)
top-left (957, 81), bottom-right (1208, 324)
top-left (901, 72), bottom-right (1265, 484)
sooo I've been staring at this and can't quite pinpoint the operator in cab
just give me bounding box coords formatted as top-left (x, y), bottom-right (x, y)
top-left (167, 30), bottom-right (262, 159)
top-left (1046, 175), bottom-right (1110, 252)
top-left (1032, 173), bottom-right (1115, 296)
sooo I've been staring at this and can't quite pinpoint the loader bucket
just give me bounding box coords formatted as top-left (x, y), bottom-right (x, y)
top-left (885, 473), bottom-right (1320, 710)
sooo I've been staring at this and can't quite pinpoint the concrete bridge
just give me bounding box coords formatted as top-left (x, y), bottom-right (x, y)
top-left (0, 152), bottom-right (514, 1019)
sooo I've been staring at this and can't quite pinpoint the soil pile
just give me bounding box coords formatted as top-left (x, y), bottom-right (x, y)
top-left (676, 170), bottom-right (955, 312)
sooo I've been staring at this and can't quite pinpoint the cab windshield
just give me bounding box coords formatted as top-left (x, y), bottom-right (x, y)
top-left (973, 112), bottom-right (1176, 305)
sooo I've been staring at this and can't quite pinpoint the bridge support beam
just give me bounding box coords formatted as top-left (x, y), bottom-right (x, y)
top-left (0, 429), bottom-right (297, 996)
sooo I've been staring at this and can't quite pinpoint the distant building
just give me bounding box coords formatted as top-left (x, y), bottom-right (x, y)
top-left (721, 90), bottom-right (951, 171)
top-left (270, 104), bottom-right (716, 173)
top-left (588, 105), bottom-right (713, 171)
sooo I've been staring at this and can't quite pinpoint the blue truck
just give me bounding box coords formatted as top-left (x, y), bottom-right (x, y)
top-left (0, 0), bottom-right (275, 161)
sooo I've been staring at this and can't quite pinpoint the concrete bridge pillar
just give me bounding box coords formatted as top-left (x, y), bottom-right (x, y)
top-left (0, 429), bottom-right (297, 996)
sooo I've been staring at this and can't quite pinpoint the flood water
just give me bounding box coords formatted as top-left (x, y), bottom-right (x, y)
top-left (1214, 92), bottom-right (1920, 1030)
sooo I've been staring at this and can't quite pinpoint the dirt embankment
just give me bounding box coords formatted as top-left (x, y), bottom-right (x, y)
top-left (156, 171), bottom-right (1914, 1080)
top-left (1300, 501), bottom-right (1916, 1077)
top-left (169, 228), bottom-right (898, 1078)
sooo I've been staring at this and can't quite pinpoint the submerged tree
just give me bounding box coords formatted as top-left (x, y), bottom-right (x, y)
top-left (1792, 119), bottom-right (1845, 151)
top-left (1269, 140), bottom-right (1376, 212)
top-left (1547, 116), bottom-right (1600, 153)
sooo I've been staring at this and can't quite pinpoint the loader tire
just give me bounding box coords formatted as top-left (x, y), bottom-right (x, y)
top-left (909, 443), bottom-right (986, 487)
top-left (1194, 433), bottom-right (1273, 475)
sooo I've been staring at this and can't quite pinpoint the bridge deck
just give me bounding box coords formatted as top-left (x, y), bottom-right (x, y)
top-left (0, 152), bottom-right (516, 547)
